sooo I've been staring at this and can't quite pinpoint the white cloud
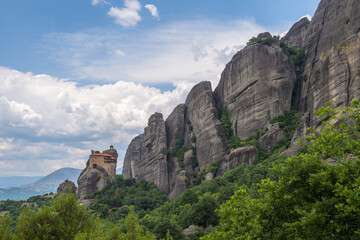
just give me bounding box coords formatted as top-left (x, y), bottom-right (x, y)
top-left (41, 19), bottom-right (266, 86)
top-left (91, 0), bottom-right (108, 5)
top-left (0, 66), bottom-right (191, 175)
top-left (108, 0), bottom-right (142, 27)
top-left (145, 4), bottom-right (159, 19)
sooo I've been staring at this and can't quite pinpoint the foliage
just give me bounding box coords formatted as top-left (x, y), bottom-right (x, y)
top-left (170, 138), bottom-right (188, 169)
top-left (248, 36), bottom-right (275, 46)
top-left (86, 175), bottom-right (167, 220)
top-left (16, 193), bottom-right (96, 240)
top-left (0, 214), bottom-right (15, 240)
top-left (203, 100), bottom-right (360, 239)
top-left (280, 42), bottom-right (306, 67)
top-left (270, 107), bottom-right (300, 153)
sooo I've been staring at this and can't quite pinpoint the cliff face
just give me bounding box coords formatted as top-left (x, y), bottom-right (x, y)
top-left (122, 0), bottom-right (360, 199)
top-left (299, 0), bottom-right (360, 117)
top-left (214, 33), bottom-right (296, 140)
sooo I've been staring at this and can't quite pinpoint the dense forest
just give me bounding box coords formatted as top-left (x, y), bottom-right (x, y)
top-left (1, 100), bottom-right (360, 239)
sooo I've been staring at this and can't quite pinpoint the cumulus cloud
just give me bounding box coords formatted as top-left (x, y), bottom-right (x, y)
top-left (114, 49), bottom-right (126, 56)
top-left (145, 4), bottom-right (159, 19)
top-left (108, 0), bottom-right (142, 27)
top-left (0, 67), bottom-right (191, 176)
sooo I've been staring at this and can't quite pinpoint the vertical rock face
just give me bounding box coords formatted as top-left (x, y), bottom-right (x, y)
top-left (299, 0), bottom-right (360, 117)
top-left (165, 104), bottom-right (186, 151)
top-left (281, 17), bottom-right (310, 47)
top-left (185, 81), bottom-right (228, 171)
top-left (214, 35), bottom-right (297, 139)
top-left (123, 113), bottom-right (169, 192)
top-left (122, 135), bottom-right (143, 179)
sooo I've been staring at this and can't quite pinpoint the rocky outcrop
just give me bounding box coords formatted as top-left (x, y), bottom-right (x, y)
top-left (259, 123), bottom-right (286, 151)
top-left (57, 180), bottom-right (76, 194)
top-left (123, 113), bottom-right (169, 192)
top-left (77, 164), bottom-right (109, 200)
top-left (77, 146), bottom-right (118, 200)
top-left (122, 135), bottom-right (143, 179)
top-left (218, 147), bottom-right (256, 175)
top-left (185, 81), bottom-right (227, 170)
top-left (281, 17), bottom-right (310, 47)
top-left (214, 33), bottom-right (297, 140)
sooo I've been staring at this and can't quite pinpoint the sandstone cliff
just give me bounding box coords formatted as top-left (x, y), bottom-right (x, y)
top-left (122, 0), bottom-right (360, 199)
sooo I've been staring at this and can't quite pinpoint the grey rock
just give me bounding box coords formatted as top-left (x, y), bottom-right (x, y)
top-left (281, 17), bottom-right (310, 47)
top-left (77, 165), bottom-right (109, 200)
top-left (259, 123), bottom-right (286, 151)
top-left (185, 81), bottom-right (228, 171)
top-left (205, 172), bottom-right (214, 181)
top-left (165, 104), bottom-right (186, 151)
top-left (218, 147), bottom-right (256, 175)
top-left (214, 41), bottom-right (296, 140)
top-left (257, 32), bottom-right (272, 39)
top-left (183, 225), bottom-right (199, 236)
top-left (299, 0), bottom-right (360, 118)
top-left (57, 180), bottom-right (76, 194)
top-left (122, 135), bottom-right (143, 179)
top-left (168, 170), bottom-right (187, 200)
top-left (123, 113), bottom-right (169, 192)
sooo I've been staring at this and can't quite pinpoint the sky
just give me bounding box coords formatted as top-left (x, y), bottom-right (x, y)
top-left (0, 0), bottom-right (320, 177)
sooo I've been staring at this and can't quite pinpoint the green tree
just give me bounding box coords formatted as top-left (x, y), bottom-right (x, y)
top-left (0, 214), bottom-right (15, 240)
top-left (117, 206), bottom-right (156, 240)
top-left (16, 193), bottom-right (96, 240)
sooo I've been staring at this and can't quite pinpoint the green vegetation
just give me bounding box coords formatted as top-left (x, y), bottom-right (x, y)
top-left (170, 138), bottom-right (188, 169)
top-left (280, 42), bottom-right (306, 67)
top-left (202, 99), bottom-right (360, 239)
top-left (270, 107), bottom-right (300, 154)
top-left (96, 176), bottom-right (101, 182)
top-left (248, 36), bottom-right (275, 46)
top-left (86, 176), bottom-right (167, 219)
top-left (346, 18), bottom-right (350, 25)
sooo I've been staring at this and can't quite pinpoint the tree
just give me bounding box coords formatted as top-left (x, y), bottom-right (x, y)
top-left (16, 193), bottom-right (97, 240)
top-left (116, 206), bottom-right (157, 240)
top-left (0, 214), bottom-right (15, 240)
top-left (203, 100), bottom-right (360, 239)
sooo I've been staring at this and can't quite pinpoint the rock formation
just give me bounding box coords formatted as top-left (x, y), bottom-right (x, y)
top-left (77, 146), bottom-right (118, 200)
top-left (57, 179), bottom-right (76, 194)
top-left (281, 17), bottom-right (310, 47)
top-left (213, 33), bottom-right (296, 140)
top-left (122, 0), bottom-right (360, 199)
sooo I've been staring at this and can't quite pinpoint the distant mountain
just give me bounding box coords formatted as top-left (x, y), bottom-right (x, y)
top-left (0, 168), bottom-right (81, 201)
top-left (0, 176), bottom-right (43, 188)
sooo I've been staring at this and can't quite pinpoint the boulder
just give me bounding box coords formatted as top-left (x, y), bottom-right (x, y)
top-left (259, 123), bottom-right (286, 151)
top-left (57, 179), bottom-right (76, 194)
top-left (218, 147), bottom-right (257, 175)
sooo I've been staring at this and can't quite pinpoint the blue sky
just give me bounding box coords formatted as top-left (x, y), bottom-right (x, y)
top-left (0, 0), bottom-right (320, 176)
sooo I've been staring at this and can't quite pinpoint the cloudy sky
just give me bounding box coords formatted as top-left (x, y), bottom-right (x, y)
top-left (0, 0), bottom-right (320, 177)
